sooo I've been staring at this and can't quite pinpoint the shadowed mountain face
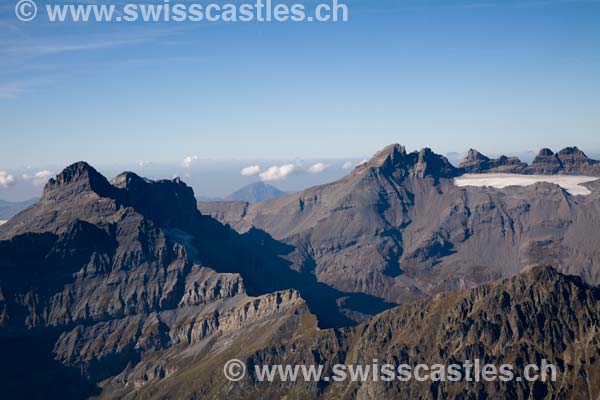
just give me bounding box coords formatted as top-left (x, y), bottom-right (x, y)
top-left (199, 144), bottom-right (600, 308)
top-left (225, 181), bottom-right (286, 203)
top-left (459, 147), bottom-right (600, 175)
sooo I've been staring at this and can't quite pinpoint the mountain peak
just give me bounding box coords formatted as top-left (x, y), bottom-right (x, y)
top-left (557, 146), bottom-right (583, 156)
top-left (536, 148), bottom-right (555, 157)
top-left (113, 173), bottom-right (199, 230)
top-left (50, 162), bottom-right (101, 184)
top-left (42, 162), bottom-right (115, 202)
top-left (360, 144), bottom-right (458, 180)
top-left (111, 171), bottom-right (151, 189)
top-left (464, 149), bottom-right (490, 163)
top-left (366, 143), bottom-right (407, 168)
top-left (414, 147), bottom-right (459, 179)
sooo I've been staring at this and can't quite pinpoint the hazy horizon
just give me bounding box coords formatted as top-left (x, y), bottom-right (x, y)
top-left (2, 144), bottom-right (600, 202)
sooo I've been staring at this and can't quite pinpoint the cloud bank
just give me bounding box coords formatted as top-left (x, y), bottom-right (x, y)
top-left (0, 171), bottom-right (15, 188)
top-left (21, 170), bottom-right (54, 186)
top-left (32, 170), bottom-right (53, 186)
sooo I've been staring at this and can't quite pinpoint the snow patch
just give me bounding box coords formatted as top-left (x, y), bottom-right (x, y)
top-left (0, 220), bottom-right (6, 225)
top-left (454, 173), bottom-right (599, 196)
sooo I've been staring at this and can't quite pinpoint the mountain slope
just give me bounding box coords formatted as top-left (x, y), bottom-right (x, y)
top-left (199, 144), bottom-right (600, 309)
top-left (116, 266), bottom-right (600, 400)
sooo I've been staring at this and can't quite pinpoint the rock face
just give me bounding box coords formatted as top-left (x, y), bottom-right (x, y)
top-left (0, 163), bottom-right (318, 398)
top-left (225, 181), bottom-right (286, 203)
top-left (200, 144), bottom-right (600, 312)
top-left (458, 147), bottom-right (600, 176)
top-left (116, 267), bottom-right (600, 400)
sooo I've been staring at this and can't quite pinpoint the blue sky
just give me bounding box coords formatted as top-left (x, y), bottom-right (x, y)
top-left (1, 0), bottom-right (599, 198)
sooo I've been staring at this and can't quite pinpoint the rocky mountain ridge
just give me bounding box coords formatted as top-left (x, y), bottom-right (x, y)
top-left (459, 146), bottom-right (600, 176)
top-left (199, 144), bottom-right (600, 314)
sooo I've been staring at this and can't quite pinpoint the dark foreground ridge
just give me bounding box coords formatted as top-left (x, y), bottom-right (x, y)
top-left (196, 266), bottom-right (600, 400)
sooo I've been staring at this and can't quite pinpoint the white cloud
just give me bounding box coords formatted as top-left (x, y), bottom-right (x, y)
top-left (342, 161), bottom-right (353, 170)
top-left (241, 165), bottom-right (261, 176)
top-left (0, 171), bottom-right (15, 188)
top-left (32, 170), bottom-right (53, 186)
top-left (308, 162), bottom-right (329, 174)
top-left (21, 170), bottom-right (54, 186)
top-left (260, 164), bottom-right (296, 181)
top-left (181, 155), bottom-right (198, 168)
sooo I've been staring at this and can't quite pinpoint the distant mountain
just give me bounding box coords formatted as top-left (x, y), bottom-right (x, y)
top-left (225, 181), bottom-right (286, 203)
top-left (459, 146), bottom-right (600, 176)
top-left (0, 197), bottom-right (38, 220)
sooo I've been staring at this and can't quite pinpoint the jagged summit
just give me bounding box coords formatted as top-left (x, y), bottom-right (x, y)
top-left (364, 143), bottom-right (408, 168)
top-left (464, 148), bottom-right (490, 162)
top-left (459, 149), bottom-right (526, 173)
top-left (357, 144), bottom-right (458, 180)
top-left (111, 171), bottom-right (153, 188)
top-left (48, 161), bottom-right (101, 185)
top-left (558, 146), bottom-right (584, 156)
top-left (557, 146), bottom-right (597, 167)
top-left (413, 147), bottom-right (459, 178)
top-left (1, 162), bottom-right (202, 238)
top-left (113, 171), bottom-right (199, 230)
top-left (458, 146), bottom-right (600, 176)
top-left (43, 161), bottom-right (116, 202)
